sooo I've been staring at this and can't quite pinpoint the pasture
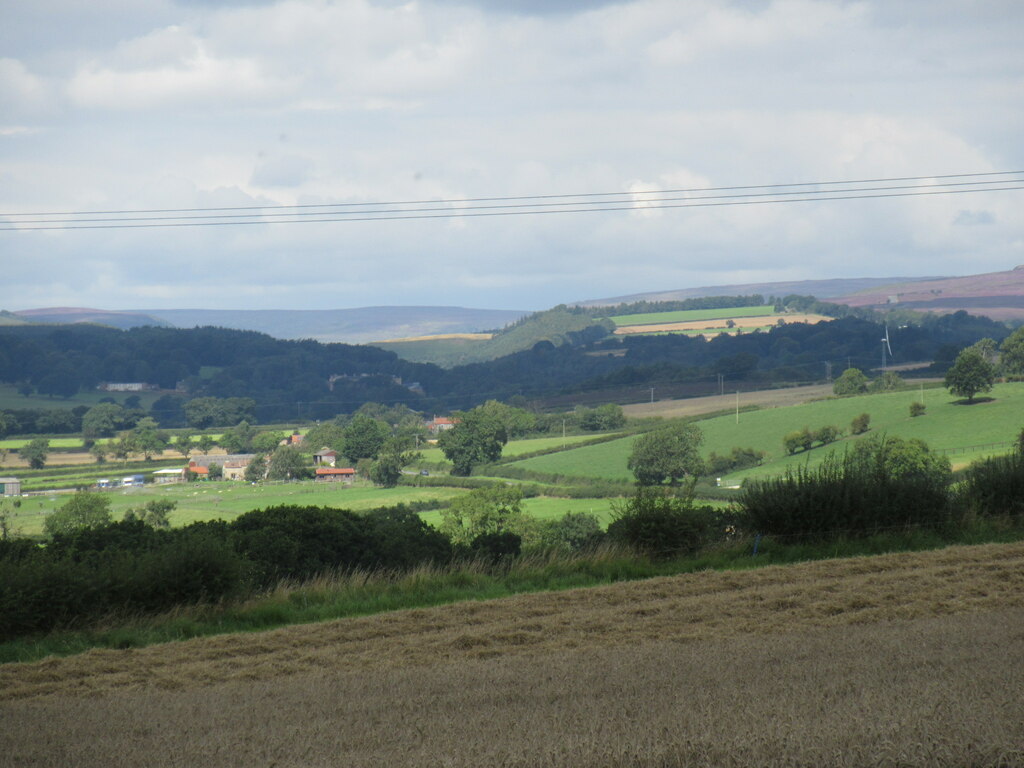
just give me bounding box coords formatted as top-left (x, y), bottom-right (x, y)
top-left (505, 382), bottom-right (1024, 482)
top-left (416, 433), bottom-right (613, 465)
top-left (4, 482), bottom-right (469, 538)
top-left (0, 383), bottom-right (163, 412)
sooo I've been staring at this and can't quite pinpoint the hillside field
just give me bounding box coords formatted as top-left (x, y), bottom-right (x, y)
top-left (2, 541), bottom-right (1021, 766)
top-left (506, 382), bottom-right (1024, 482)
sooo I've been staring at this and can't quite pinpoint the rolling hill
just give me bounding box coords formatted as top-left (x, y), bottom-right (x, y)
top-left (831, 265), bottom-right (1024, 321)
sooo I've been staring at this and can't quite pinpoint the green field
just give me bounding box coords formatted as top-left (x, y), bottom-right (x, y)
top-left (0, 437), bottom-right (86, 450)
top-left (505, 383), bottom-right (1024, 484)
top-left (609, 305), bottom-right (776, 327)
top-left (0, 384), bottom-right (163, 412)
top-left (418, 496), bottom-right (621, 529)
top-left (417, 434), bottom-right (616, 465)
top-left (6, 482), bottom-right (470, 538)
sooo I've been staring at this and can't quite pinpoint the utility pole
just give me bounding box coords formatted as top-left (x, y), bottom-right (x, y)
top-left (825, 361), bottom-right (832, 383)
top-left (735, 391), bottom-right (740, 424)
top-left (717, 373), bottom-right (724, 396)
top-left (650, 387), bottom-right (655, 408)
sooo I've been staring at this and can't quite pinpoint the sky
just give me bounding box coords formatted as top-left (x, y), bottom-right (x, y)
top-left (1, 0), bottom-right (1022, 312)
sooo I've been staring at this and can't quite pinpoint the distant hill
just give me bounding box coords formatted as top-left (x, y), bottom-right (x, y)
top-left (830, 266), bottom-right (1024, 321)
top-left (576, 276), bottom-right (943, 307)
top-left (144, 307), bottom-right (530, 343)
top-left (12, 307), bottom-right (169, 330)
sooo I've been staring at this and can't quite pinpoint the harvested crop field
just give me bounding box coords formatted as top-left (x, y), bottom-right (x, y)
top-left (3, 542), bottom-right (1023, 767)
top-left (612, 313), bottom-right (831, 335)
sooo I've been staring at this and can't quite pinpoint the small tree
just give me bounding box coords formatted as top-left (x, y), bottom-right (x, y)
top-left (207, 462), bottom-right (223, 480)
top-left (244, 455), bottom-right (267, 482)
top-left (174, 433), bottom-right (195, 458)
top-left (124, 498), bottom-right (176, 529)
top-left (910, 401), bottom-right (926, 417)
top-left (196, 435), bottom-right (216, 455)
top-left (266, 445), bottom-right (309, 480)
top-left (89, 442), bottom-right (108, 464)
top-left (945, 347), bottom-right (996, 403)
top-left (999, 327), bottom-right (1024, 376)
top-left (439, 485), bottom-right (533, 547)
top-left (833, 368), bottom-right (868, 396)
top-left (851, 413), bottom-right (871, 435)
top-left (18, 437), bottom-right (50, 469)
top-left (44, 491), bottom-right (112, 538)
top-left (627, 423), bottom-right (705, 486)
top-left (814, 425), bottom-right (840, 446)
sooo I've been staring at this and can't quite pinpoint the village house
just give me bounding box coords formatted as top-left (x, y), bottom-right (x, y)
top-left (427, 416), bottom-right (457, 435)
top-left (187, 454), bottom-right (256, 481)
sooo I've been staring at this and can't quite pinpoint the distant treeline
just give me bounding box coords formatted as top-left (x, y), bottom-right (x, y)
top-left (0, 307), bottom-right (1010, 432)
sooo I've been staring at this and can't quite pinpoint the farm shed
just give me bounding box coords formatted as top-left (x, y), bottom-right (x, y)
top-left (315, 467), bottom-right (356, 483)
top-left (152, 468), bottom-right (184, 484)
top-left (0, 477), bottom-right (21, 496)
top-left (313, 449), bottom-right (337, 467)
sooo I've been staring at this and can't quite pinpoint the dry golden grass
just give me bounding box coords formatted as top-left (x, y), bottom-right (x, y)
top-left (374, 332), bottom-right (493, 343)
top-left (2, 541), bottom-right (1022, 766)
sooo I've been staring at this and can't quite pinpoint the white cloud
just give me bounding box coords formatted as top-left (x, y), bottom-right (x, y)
top-left (1, 0), bottom-right (1022, 312)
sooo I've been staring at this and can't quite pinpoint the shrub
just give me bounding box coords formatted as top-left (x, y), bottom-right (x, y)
top-left (740, 436), bottom-right (951, 539)
top-left (607, 486), bottom-right (711, 558)
top-left (706, 447), bottom-right (765, 475)
top-left (470, 531), bottom-right (522, 562)
top-left (783, 427), bottom-right (813, 455)
top-left (533, 512), bottom-right (605, 553)
top-left (814, 425), bottom-right (840, 446)
top-left (954, 451), bottom-right (1024, 518)
top-left (851, 413), bottom-right (871, 435)
top-left (910, 401), bottom-right (926, 417)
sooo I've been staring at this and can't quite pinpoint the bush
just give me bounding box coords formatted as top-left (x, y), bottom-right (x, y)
top-left (910, 401), bottom-right (926, 417)
top-left (955, 451), bottom-right (1024, 518)
top-left (706, 447), bottom-right (765, 475)
top-left (833, 368), bottom-right (868, 396)
top-left (470, 531), bottom-right (522, 563)
top-left (533, 512), bottom-right (605, 553)
top-left (783, 427), bottom-right (813, 455)
top-left (740, 436), bottom-right (952, 539)
top-left (607, 486), bottom-right (711, 558)
top-left (851, 413), bottom-right (871, 435)
top-left (814, 425), bottom-right (840, 446)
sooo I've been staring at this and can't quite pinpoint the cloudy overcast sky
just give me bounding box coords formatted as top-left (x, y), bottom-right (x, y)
top-left (1, 0), bottom-right (1022, 312)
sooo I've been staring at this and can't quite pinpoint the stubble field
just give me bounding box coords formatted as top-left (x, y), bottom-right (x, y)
top-left (2, 541), bottom-right (1022, 767)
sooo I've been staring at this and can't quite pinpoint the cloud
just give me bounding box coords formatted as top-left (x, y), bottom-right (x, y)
top-left (1, 0), bottom-right (1022, 312)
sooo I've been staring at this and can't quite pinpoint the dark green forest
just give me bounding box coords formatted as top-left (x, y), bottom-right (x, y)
top-left (0, 308), bottom-right (1008, 433)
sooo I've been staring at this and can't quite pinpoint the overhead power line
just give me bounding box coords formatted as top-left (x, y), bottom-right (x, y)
top-left (2, 170), bottom-right (1021, 231)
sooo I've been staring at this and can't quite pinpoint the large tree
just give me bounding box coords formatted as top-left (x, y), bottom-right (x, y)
top-left (945, 347), bottom-right (996, 403)
top-left (833, 367), bottom-right (869, 396)
top-left (627, 423), bottom-right (705, 486)
top-left (437, 408), bottom-right (508, 476)
top-left (342, 415), bottom-right (391, 463)
top-left (439, 485), bottom-right (532, 547)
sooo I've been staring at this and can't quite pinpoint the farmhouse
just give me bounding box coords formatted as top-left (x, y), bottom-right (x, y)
top-left (97, 382), bottom-right (154, 392)
top-left (315, 467), bottom-right (356, 483)
top-left (188, 454), bottom-right (256, 481)
top-left (0, 477), bottom-right (21, 496)
top-left (427, 416), bottom-right (457, 435)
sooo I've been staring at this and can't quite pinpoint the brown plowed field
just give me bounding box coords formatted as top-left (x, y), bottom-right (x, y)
top-left (2, 542), bottom-right (1023, 766)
